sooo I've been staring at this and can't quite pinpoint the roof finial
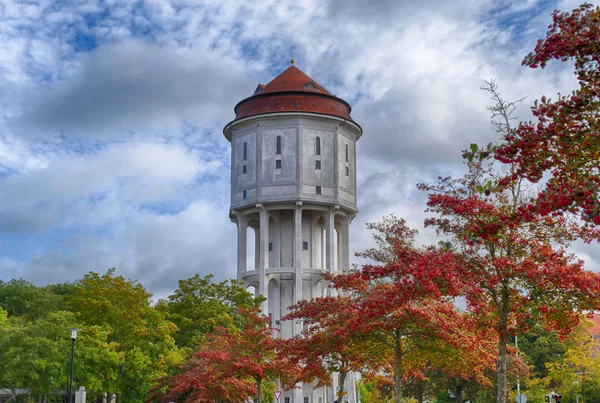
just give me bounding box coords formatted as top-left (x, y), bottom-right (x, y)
top-left (290, 58), bottom-right (295, 65)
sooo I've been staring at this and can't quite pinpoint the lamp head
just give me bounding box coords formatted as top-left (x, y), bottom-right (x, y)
top-left (69, 328), bottom-right (81, 340)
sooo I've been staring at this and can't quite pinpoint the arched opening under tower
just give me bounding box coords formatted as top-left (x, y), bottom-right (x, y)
top-left (246, 226), bottom-right (257, 272)
top-left (267, 278), bottom-right (280, 333)
top-left (313, 217), bottom-right (326, 270)
top-left (333, 225), bottom-right (339, 273)
top-left (245, 284), bottom-right (258, 298)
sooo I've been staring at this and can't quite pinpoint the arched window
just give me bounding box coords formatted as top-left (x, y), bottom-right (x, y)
top-left (276, 136), bottom-right (282, 154)
top-left (316, 136), bottom-right (321, 155)
top-left (345, 144), bottom-right (349, 162)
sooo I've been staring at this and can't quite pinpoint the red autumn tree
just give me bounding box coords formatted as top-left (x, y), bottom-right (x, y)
top-left (324, 216), bottom-right (487, 403)
top-left (418, 81), bottom-right (600, 403)
top-left (496, 3), bottom-right (600, 235)
top-left (280, 295), bottom-right (365, 403)
top-left (154, 307), bottom-right (289, 403)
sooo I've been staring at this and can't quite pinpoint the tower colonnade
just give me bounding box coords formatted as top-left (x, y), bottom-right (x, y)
top-left (231, 204), bottom-right (353, 330)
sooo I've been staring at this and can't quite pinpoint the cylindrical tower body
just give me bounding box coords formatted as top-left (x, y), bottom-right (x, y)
top-left (224, 64), bottom-right (362, 403)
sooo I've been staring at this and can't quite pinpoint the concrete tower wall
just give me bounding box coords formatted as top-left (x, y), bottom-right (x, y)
top-left (229, 115), bottom-right (358, 212)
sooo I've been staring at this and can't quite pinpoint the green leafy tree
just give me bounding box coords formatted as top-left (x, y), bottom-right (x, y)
top-left (0, 310), bottom-right (120, 402)
top-left (546, 318), bottom-right (600, 402)
top-left (68, 269), bottom-right (182, 403)
top-left (165, 274), bottom-right (262, 349)
top-left (518, 320), bottom-right (566, 379)
top-left (0, 279), bottom-right (67, 320)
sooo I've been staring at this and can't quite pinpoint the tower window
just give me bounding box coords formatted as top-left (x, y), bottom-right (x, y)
top-left (316, 186), bottom-right (322, 195)
top-left (243, 190), bottom-right (247, 199)
top-left (316, 136), bottom-right (321, 155)
top-left (285, 398), bottom-right (290, 403)
top-left (345, 166), bottom-right (349, 176)
top-left (275, 159), bottom-right (282, 169)
top-left (315, 160), bottom-right (321, 170)
top-left (243, 142), bottom-right (247, 160)
top-left (269, 242), bottom-right (273, 252)
top-left (242, 164), bottom-right (247, 174)
top-left (304, 397), bottom-right (309, 403)
top-left (302, 241), bottom-right (308, 250)
top-left (345, 144), bottom-right (349, 162)
top-left (276, 136), bottom-right (282, 154)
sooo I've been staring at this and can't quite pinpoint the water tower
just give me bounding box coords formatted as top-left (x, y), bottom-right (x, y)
top-left (223, 61), bottom-right (362, 403)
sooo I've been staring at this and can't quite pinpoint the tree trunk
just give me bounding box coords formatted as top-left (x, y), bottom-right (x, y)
top-left (582, 368), bottom-right (587, 403)
top-left (338, 370), bottom-right (347, 403)
top-left (256, 377), bottom-right (262, 403)
top-left (394, 333), bottom-right (402, 403)
top-left (496, 285), bottom-right (510, 403)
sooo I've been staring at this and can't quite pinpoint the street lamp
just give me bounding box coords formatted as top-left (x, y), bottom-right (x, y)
top-left (68, 328), bottom-right (81, 403)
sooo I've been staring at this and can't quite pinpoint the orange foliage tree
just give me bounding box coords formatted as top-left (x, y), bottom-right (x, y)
top-left (419, 74), bottom-right (600, 402)
top-left (290, 217), bottom-right (492, 403)
top-left (154, 307), bottom-right (293, 403)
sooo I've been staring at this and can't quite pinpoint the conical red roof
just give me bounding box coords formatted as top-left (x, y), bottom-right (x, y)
top-left (230, 64), bottom-right (357, 124)
top-left (259, 65), bottom-right (332, 95)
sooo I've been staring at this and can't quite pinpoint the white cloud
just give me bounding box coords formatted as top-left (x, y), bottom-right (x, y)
top-left (0, 0), bottom-right (598, 293)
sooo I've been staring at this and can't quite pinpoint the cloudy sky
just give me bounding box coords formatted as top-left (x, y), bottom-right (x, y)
top-left (0, 0), bottom-right (598, 297)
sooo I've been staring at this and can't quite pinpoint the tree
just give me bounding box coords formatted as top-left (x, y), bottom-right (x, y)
top-left (418, 80), bottom-right (600, 403)
top-left (157, 307), bottom-right (286, 403)
top-left (0, 310), bottom-right (120, 403)
top-left (495, 4), bottom-right (600, 234)
top-left (546, 318), bottom-right (600, 402)
top-left (165, 274), bottom-right (262, 349)
top-left (424, 323), bottom-right (500, 403)
top-left (281, 295), bottom-right (366, 402)
top-left (0, 279), bottom-right (67, 320)
top-left (325, 216), bottom-right (483, 403)
top-left (69, 269), bottom-right (182, 403)
top-left (518, 319), bottom-right (567, 379)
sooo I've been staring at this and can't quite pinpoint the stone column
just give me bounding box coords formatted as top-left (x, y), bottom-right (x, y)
top-left (293, 203), bottom-right (303, 336)
top-left (257, 204), bottom-right (269, 312)
top-left (235, 212), bottom-right (247, 278)
top-left (340, 215), bottom-right (350, 273)
top-left (325, 207), bottom-right (336, 275)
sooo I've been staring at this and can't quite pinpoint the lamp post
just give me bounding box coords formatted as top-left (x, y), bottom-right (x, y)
top-left (68, 328), bottom-right (81, 403)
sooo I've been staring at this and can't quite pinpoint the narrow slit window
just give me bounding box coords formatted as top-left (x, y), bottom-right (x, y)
top-left (345, 144), bottom-right (349, 162)
top-left (276, 136), bottom-right (282, 154)
top-left (315, 160), bottom-right (321, 170)
top-left (268, 242), bottom-right (273, 252)
top-left (345, 166), bottom-right (349, 176)
top-left (242, 164), bottom-right (247, 174)
top-left (243, 142), bottom-right (247, 160)
top-left (302, 241), bottom-right (308, 250)
top-left (316, 136), bottom-right (321, 155)
top-left (316, 186), bottom-right (322, 195)
top-left (243, 190), bottom-right (247, 199)
top-left (275, 159), bottom-right (282, 169)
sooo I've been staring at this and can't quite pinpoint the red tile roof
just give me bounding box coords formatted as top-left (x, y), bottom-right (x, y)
top-left (586, 313), bottom-right (600, 338)
top-left (230, 65), bottom-right (359, 126)
top-left (259, 65), bottom-right (332, 95)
